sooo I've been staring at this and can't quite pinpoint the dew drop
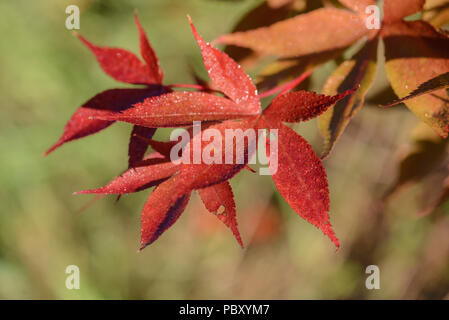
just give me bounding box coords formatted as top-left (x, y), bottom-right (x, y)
top-left (217, 205), bottom-right (226, 216)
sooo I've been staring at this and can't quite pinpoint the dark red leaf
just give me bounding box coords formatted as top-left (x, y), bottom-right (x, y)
top-left (139, 116), bottom-right (258, 250)
top-left (128, 125), bottom-right (156, 167)
top-left (132, 125), bottom-right (202, 159)
top-left (266, 121), bottom-right (339, 248)
top-left (45, 88), bottom-right (159, 155)
top-left (97, 91), bottom-right (258, 128)
top-left (140, 176), bottom-right (191, 249)
top-left (198, 181), bottom-right (244, 247)
top-left (134, 13), bottom-right (164, 84)
top-left (263, 88), bottom-right (356, 123)
top-left (77, 34), bottom-right (156, 85)
top-left (135, 138), bottom-right (180, 159)
top-left (189, 17), bottom-right (261, 114)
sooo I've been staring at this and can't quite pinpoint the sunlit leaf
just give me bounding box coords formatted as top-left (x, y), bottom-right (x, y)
top-left (383, 21), bottom-right (449, 137)
top-left (98, 91), bottom-right (259, 128)
top-left (216, 8), bottom-right (371, 58)
top-left (381, 71), bottom-right (449, 107)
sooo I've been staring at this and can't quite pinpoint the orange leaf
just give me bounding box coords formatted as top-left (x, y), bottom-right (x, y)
top-left (383, 0), bottom-right (425, 23)
top-left (215, 8), bottom-right (370, 58)
top-left (383, 21), bottom-right (449, 137)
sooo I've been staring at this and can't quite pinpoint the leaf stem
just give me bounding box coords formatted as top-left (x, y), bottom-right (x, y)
top-left (258, 70), bottom-right (312, 99)
top-left (167, 83), bottom-right (221, 93)
top-left (168, 83), bottom-right (205, 90)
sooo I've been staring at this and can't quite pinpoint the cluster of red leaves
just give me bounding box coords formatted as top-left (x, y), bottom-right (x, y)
top-left (218, 0), bottom-right (449, 157)
top-left (46, 14), bottom-right (166, 169)
top-left (47, 14), bottom-right (354, 250)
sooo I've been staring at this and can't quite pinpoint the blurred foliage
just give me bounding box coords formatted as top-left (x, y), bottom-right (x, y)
top-left (0, 0), bottom-right (448, 299)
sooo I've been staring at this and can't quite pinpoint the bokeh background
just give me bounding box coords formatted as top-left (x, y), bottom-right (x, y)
top-left (1, 0), bottom-right (448, 299)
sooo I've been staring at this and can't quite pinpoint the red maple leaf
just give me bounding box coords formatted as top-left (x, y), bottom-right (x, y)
top-left (74, 17), bottom-right (354, 250)
top-left (45, 14), bottom-right (167, 167)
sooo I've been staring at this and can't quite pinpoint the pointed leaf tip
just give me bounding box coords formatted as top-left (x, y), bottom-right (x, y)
top-left (189, 17), bottom-right (261, 114)
top-left (198, 182), bottom-right (244, 247)
top-left (77, 33), bottom-right (157, 85)
top-left (75, 160), bottom-right (178, 195)
top-left (140, 178), bottom-right (191, 250)
top-left (264, 88), bottom-right (356, 123)
top-left (134, 12), bottom-right (164, 84)
top-left (45, 88), bottom-right (158, 155)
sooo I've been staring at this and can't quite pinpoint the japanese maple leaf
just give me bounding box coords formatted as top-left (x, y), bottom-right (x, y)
top-left (217, 0), bottom-right (449, 157)
top-left (46, 14), bottom-right (166, 167)
top-left (78, 17), bottom-right (353, 250)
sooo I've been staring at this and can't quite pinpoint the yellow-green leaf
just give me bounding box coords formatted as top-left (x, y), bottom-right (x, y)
top-left (318, 40), bottom-right (378, 158)
top-left (383, 20), bottom-right (449, 137)
top-left (381, 71), bottom-right (449, 107)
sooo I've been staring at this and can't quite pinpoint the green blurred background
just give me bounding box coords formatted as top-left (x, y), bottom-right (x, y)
top-left (1, 0), bottom-right (448, 299)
